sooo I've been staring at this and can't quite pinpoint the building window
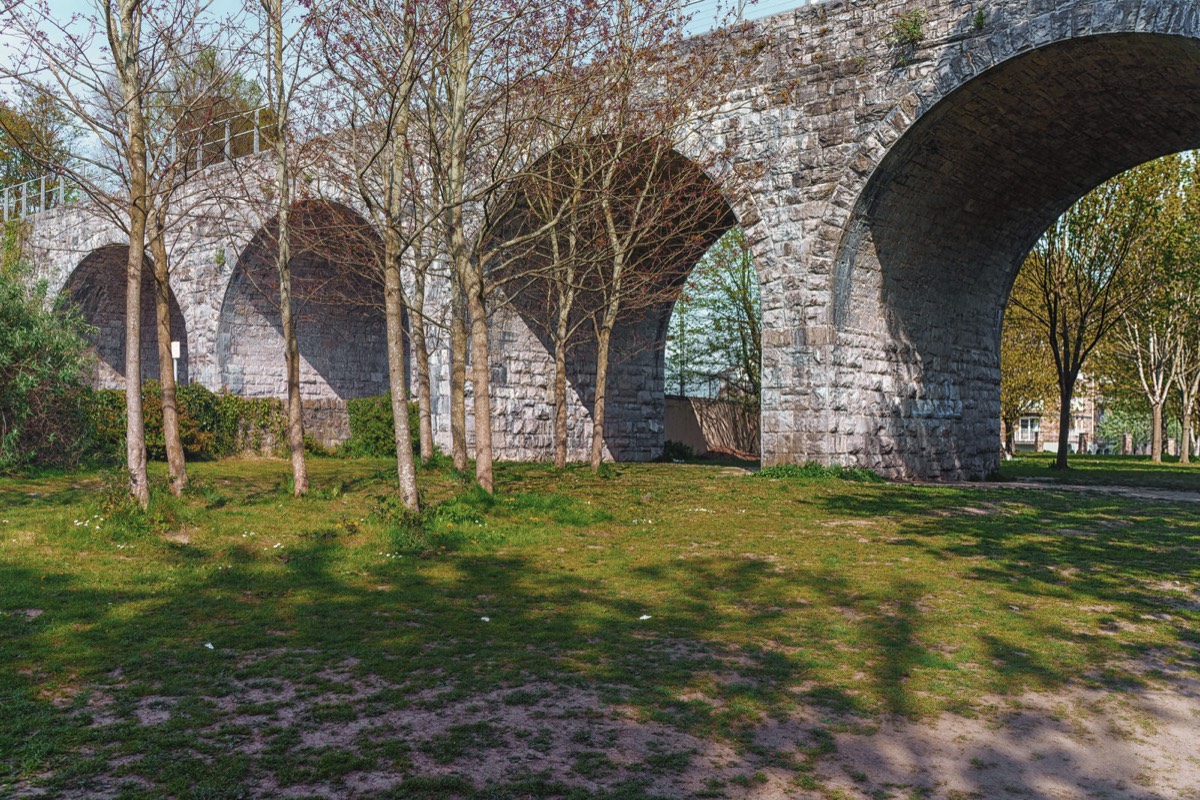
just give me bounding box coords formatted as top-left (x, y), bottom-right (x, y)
top-left (1016, 417), bottom-right (1040, 443)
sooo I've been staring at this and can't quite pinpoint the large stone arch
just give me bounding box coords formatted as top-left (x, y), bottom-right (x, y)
top-left (485, 141), bottom-right (747, 462)
top-left (59, 244), bottom-right (189, 388)
top-left (820, 28), bottom-right (1200, 479)
top-left (215, 199), bottom-right (393, 406)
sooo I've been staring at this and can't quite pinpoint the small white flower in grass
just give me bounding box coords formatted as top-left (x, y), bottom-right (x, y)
top-left (480, 616), bottom-right (490, 622)
top-left (639, 615), bottom-right (652, 621)
top-left (204, 642), bottom-right (214, 650)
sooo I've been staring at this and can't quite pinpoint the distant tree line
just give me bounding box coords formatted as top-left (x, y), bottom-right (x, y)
top-left (1002, 152), bottom-right (1200, 468)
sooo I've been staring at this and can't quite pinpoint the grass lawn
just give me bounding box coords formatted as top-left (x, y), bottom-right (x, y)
top-left (1, 458), bottom-right (1198, 799)
top-left (1000, 452), bottom-right (1200, 491)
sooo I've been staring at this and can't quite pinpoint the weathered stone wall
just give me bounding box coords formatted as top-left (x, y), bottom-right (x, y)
top-left (478, 302), bottom-right (674, 463)
top-left (21, 0), bottom-right (1200, 476)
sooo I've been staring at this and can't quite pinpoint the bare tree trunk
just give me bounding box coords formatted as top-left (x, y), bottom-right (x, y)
top-left (124, 209), bottom-right (150, 508)
top-left (411, 273), bottom-right (434, 463)
top-left (463, 274), bottom-right (493, 492)
top-left (590, 326), bottom-right (612, 472)
top-left (116, 0), bottom-right (150, 509)
top-left (450, 284), bottom-right (468, 472)
top-left (268, 0), bottom-right (307, 496)
top-left (1183, 405), bottom-right (1193, 464)
top-left (149, 223), bottom-right (187, 495)
top-left (278, 219), bottom-right (308, 496)
top-left (442, 0), bottom-right (493, 492)
top-left (1151, 401), bottom-right (1164, 463)
top-left (383, 234), bottom-right (419, 510)
top-left (1002, 416), bottom-right (1016, 457)
top-left (554, 336), bottom-right (568, 469)
top-left (1054, 374), bottom-right (1076, 470)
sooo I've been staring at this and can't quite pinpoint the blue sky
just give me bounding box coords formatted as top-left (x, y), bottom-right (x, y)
top-left (37, 0), bottom-right (814, 35)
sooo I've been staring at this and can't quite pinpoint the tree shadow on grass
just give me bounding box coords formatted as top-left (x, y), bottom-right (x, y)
top-left (2, 477), bottom-right (1197, 798)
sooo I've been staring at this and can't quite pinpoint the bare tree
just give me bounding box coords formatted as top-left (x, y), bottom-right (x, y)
top-left (451, 0), bottom-right (744, 472)
top-left (584, 140), bottom-right (733, 471)
top-left (417, 0), bottom-right (609, 491)
top-left (313, 0), bottom-right (443, 509)
top-left (506, 147), bottom-right (600, 468)
top-left (574, 1), bottom-right (739, 472)
top-left (260, 0), bottom-right (311, 494)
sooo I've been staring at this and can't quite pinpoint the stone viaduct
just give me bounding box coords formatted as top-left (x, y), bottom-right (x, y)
top-left (18, 0), bottom-right (1200, 478)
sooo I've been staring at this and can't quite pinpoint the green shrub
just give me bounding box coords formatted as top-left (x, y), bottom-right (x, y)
top-left (887, 9), bottom-right (927, 66)
top-left (84, 388), bottom-right (127, 462)
top-left (303, 434), bottom-right (337, 457)
top-left (0, 258), bottom-right (95, 471)
top-left (888, 9), bottom-right (926, 48)
top-left (660, 440), bottom-right (696, 462)
top-left (85, 384), bottom-right (287, 461)
top-left (141, 381), bottom-right (217, 459)
top-left (344, 393), bottom-right (420, 457)
top-left (215, 393), bottom-right (285, 455)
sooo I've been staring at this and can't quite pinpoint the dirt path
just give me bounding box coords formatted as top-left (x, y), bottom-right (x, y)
top-left (915, 479), bottom-right (1200, 504)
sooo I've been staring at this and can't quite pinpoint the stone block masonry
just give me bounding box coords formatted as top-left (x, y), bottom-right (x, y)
top-left (23, 0), bottom-right (1200, 479)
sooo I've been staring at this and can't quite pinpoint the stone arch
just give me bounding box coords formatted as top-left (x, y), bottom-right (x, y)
top-left (489, 141), bottom-right (749, 461)
top-left (59, 244), bottom-right (189, 388)
top-left (216, 200), bottom-right (395, 404)
top-left (822, 1), bottom-right (1200, 268)
top-left (826, 28), bottom-right (1200, 479)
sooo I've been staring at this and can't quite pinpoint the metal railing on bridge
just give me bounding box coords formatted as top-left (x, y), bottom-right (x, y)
top-left (2, 0), bottom-right (827, 223)
top-left (179, 105), bottom-right (274, 172)
top-left (1, 105), bottom-right (273, 224)
top-left (1, 174), bottom-right (78, 223)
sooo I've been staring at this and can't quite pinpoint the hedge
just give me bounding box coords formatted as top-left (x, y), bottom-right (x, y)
top-left (343, 393), bottom-right (421, 458)
top-left (87, 382), bottom-right (287, 461)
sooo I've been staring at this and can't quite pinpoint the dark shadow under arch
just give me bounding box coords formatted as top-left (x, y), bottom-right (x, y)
top-left (60, 244), bottom-right (189, 388)
top-left (216, 200), bottom-right (401, 401)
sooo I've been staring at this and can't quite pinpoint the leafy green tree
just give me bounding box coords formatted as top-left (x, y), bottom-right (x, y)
top-left (999, 302), bottom-right (1055, 454)
top-left (1107, 154), bottom-right (1191, 462)
top-left (1172, 158), bottom-right (1200, 463)
top-left (665, 228), bottom-right (761, 401)
top-left (1096, 404), bottom-right (1152, 452)
top-left (0, 92), bottom-right (75, 187)
top-left (1008, 158), bottom-right (1172, 469)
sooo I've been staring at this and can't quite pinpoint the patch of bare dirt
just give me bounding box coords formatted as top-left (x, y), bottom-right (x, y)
top-left (23, 650), bottom-right (1200, 799)
top-left (820, 657), bottom-right (1200, 800)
